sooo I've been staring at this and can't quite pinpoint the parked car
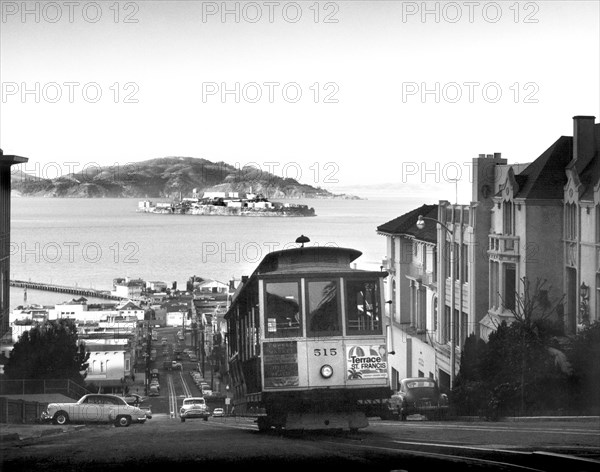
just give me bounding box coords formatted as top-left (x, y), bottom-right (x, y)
top-left (179, 397), bottom-right (209, 422)
top-left (389, 377), bottom-right (449, 420)
top-left (212, 408), bottom-right (224, 418)
top-left (41, 394), bottom-right (148, 427)
top-left (149, 385), bottom-right (160, 397)
top-left (171, 361), bottom-right (183, 370)
top-left (120, 393), bottom-right (147, 406)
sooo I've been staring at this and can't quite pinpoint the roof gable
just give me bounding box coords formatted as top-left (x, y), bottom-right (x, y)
top-left (514, 136), bottom-right (572, 199)
top-left (376, 204), bottom-right (438, 243)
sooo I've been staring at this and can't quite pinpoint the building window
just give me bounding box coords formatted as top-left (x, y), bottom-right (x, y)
top-left (504, 265), bottom-right (516, 310)
top-left (596, 205), bottom-right (600, 244)
top-left (490, 261), bottom-right (499, 309)
top-left (445, 241), bottom-right (451, 278)
top-left (566, 203), bottom-right (577, 240)
top-left (100, 361), bottom-right (104, 373)
top-left (461, 311), bottom-right (468, 348)
top-left (417, 287), bottom-right (426, 331)
top-left (125, 359), bottom-right (130, 371)
top-left (442, 306), bottom-right (450, 344)
top-left (596, 274), bottom-right (600, 323)
top-left (306, 279), bottom-right (341, 336)
top-left (432, 248), bottom-right (437, 280)
top-left (462, 243), bottom-right (469, 283)
top-left (503, 201), bottom-right (513, 235)
top-left (392, 279), bottom-right (399, 323)
top-left (433, 296), bottom-right (438, 332)
top-left (454, 243), bottom-right (460, 279)
top-left (390, 238), bottom-right (396, 265)
top-left (346, 279), bottom-right (381, 335)
top-left (265, 281), bottom-right (301, 338)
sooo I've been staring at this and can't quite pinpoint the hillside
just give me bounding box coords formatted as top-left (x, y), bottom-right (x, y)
top-left (10, 157), bottom-right (360, 199)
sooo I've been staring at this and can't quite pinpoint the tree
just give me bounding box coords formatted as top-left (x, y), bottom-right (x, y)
top-left (453, 277), bottom-right (570, 418)
top-left (566, 321), bottom-right (600, 413)
top-left (4, 319), bottom-right (89, 384)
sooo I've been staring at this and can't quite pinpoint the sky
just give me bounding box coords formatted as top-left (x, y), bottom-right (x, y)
top-left (1, 0), bottom-right (599, 202)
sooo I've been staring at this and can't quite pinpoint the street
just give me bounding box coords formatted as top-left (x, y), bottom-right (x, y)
top-left (2, 414), bottom-right (598, 471)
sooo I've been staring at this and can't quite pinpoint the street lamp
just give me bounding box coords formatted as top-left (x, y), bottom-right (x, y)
top-left (416, 214), bottom-right (456, 389)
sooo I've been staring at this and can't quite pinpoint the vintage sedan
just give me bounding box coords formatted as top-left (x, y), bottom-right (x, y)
top-left (180, 397), bottom-right (209, 422)
top-left (390, 377), bottom-right (449, 420)
top-left (41, 394), bottom-right (148, 427)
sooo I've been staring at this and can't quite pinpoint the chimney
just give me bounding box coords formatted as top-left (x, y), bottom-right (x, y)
top-left (472, 152), bottom-right (507, 202)
top-left (572, 116), bottom-right (597, 173)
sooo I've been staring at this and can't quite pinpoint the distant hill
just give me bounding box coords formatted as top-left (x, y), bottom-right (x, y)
top-left (10, 157), bottom-right (361, 199)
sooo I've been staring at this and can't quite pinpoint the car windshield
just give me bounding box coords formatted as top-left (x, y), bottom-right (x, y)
top-left (183, 399), bottom-right (205, 406)
top-left (406, 380), bottom-right (436, 389)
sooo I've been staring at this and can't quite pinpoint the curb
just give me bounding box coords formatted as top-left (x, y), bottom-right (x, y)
top-left (0, 424), bottom-right (87, 443)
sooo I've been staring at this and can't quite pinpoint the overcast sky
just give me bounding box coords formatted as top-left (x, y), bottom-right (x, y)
top-left (1, 0), bottom-right (599, 201)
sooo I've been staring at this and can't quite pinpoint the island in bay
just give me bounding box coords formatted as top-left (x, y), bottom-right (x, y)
top-left (10, 156), bottom-right (362, 202)
top-left (139, 189), bottom-right (317, 217)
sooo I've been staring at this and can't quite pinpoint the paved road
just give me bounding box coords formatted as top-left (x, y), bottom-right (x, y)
top-left (2, 414), bottom-right (599, 472)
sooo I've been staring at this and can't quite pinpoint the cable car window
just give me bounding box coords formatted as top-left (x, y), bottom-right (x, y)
top-left (346, 279), bottom-right (381, 334)
top-left (307, 279), bottom-right (341, 336)
top-left (265, 282), bottom-right (301, 338)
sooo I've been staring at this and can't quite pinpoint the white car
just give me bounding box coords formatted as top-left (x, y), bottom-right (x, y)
top-left (41, 394), bottom-right (148, 427)
top-left (180, 397), bottom-right (209, 422)
top-left (212, 408), bottom-right (224, 417)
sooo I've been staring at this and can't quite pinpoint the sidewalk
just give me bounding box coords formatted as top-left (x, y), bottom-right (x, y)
top-left (1, 423), bottom-right (86, 443)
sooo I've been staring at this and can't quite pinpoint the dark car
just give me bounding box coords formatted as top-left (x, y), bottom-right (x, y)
top-left (389, 377), bottom-right (449, 420)
top-left (120, 393), bottom-right (147, 406)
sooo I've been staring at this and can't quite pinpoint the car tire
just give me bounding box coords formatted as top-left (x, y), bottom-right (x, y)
top-left (203, 417), bottom-right (208, 421)
top-left (181, 417), bottom-right (185, 422)
top-left (53, 411), bottom-right (69, 425)
top-left (116, 415), bottom-right (131, 427)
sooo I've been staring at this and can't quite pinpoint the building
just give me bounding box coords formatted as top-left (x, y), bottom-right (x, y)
top-left (378, 153), bottom-right (508, 390)
top-left (116, 300), bottom-right (145, 320)
top-left (111, 277), bottom-right (145, 299)
top-left (562, 116), bottom-right (600, 331)
top-left (0, 149), bottom-right (28, 338)
top-left (377, 204), bottom-right (439, 391)
top-left (146, 280), bottom-right (168, 292)
top-left (84, 337), bottom-right (135, 393)
top-left (481, 116), bottom-right (599, 338)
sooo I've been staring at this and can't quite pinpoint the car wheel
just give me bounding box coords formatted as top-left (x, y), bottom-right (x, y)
top-left (116, 415), bottom-right (131, 427)
top-left (53, 411), bottom-right (69, 425)
top-left (181, 417), bottom-right (185, 422)
top-left (203, 417), bottom-right (208, 421)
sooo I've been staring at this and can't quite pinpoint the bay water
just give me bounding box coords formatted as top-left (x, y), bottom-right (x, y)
top-left (9, 196), bottom-right (426, 310)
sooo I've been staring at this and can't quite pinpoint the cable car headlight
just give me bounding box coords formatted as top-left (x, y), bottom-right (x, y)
top-left (320, 364), bottom-right (334, 379)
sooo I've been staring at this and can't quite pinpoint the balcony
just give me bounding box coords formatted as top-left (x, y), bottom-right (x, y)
top-left (404, 264), bottom-right (434, 286)
top-left (488, 234), bottom-right (520, 261)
